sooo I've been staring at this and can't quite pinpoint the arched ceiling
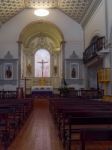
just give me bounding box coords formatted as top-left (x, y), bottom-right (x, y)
top-left (0, 0), bottom-right (95, 24)
top-left (19, 21), bottom-right (63, 51)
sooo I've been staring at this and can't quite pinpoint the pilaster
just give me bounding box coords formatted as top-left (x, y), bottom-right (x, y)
top-left (60, 41), bottom-right (66, 78)
top-left (17, 41), bottom-right (22, 87)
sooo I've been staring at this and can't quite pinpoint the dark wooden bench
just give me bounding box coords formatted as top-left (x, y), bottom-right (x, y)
top-left (49, 97), bottom-right (112, 150)
top-left (57, 88), bottom-right (104, 99)
top-left (0, 91), bottom-right (17, 99)
top-left (80, 128), bottom-right (112, 150)
top-left (0, 98), bottom-right (33, 149)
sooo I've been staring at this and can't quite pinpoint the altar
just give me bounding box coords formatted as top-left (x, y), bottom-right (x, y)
top-left (31, 59), bottom-right (53, 96)
top-left (31, 86), bottom-right (53, 96)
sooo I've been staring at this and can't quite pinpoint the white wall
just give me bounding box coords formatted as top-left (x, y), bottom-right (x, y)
top-left (84, 0), bottom-right (112, 68)
top-left (83, 0), bottom-right (106, 89)
top-left (65, 41), bottom-right (84, 59)
top-left (107, 0), bottom-right (112, 39)
top-left (0, 8), bottom-right (83, 58)
top-left (84, 0), bottom-right (106, 48)
top-left (0, 8), bottom-right (84, 90)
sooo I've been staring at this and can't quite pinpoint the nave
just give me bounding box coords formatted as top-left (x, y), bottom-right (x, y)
top-left (8, 99), bottom-right (64, 150)
top-left (1, 95), bottom-right (112, 150)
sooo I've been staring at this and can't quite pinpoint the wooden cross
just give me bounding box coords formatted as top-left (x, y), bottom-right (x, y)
top-left (37, 59), bottom-right (48, 77)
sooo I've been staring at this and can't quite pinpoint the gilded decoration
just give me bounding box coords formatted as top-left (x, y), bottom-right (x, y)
top-left (19, 21), bottom-right (63, 53)
top-left (19, 21), bottom-right (63, 45)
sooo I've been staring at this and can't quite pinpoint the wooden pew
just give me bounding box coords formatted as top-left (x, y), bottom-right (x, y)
top-left (0, 98), bottom-right (33, 149)
top-left (49, 97), bottom-right (112, 150)
top-left (65, 113), bottom-right (112, 150)
top-left (0, 91), bottom-right (17, 99)
top-left (80, 128), bottom-right (112, 150)
top-left (57, 88), bottom-right (104, 99)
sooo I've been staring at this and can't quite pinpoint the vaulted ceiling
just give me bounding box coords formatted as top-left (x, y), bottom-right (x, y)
top-left (0, 0), bottom-right (95, 24)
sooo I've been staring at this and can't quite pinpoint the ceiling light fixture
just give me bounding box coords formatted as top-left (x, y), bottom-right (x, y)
top-left (34, 9), bottom-right (49, 17)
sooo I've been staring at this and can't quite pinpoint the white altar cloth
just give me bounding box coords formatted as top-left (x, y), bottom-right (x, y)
top-left (32, 86), bottom-right (53, 92)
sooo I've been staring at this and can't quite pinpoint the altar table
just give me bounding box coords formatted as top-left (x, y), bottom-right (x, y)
top-left (31, 86), bottom-right (53, 96)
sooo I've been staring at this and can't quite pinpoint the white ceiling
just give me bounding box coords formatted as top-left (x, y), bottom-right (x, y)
top-left (0, 0), bottom-right (95, 24)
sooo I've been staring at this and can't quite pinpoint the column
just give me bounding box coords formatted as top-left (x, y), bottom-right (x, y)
top-left (109, 38), bottom-right (112, 95)
top-left (53, 51), bottom-right (58, 76)
top-left (60, 41), bottom-right (66, 78)
top-left (17, 41), bottom-right (22, 87)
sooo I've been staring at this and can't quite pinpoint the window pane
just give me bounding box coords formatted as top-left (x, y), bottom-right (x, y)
top-left (35, 49), bottom-right (50, 77)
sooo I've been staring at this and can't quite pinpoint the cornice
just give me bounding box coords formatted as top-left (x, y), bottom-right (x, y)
top-left (81, 0), bottom-right (102, 28)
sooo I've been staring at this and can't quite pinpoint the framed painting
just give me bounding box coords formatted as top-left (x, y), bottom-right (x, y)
top-left (70, 63), bottom-right (79, 79)
top-left (4, 63), bottom-right (13, 80)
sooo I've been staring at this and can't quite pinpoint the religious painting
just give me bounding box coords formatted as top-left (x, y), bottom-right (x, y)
top-left (4, 63), bottom-right (13, 80)
top-left (70, 63), bottom-right (79, 79)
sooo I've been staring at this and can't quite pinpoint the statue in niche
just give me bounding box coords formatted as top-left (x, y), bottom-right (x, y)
top-left (27, 63), bottom-right (32, 76)
top-left (4, 63), bottom-right (13, 79)
top-left (5, 65), bottom-right (12, 78)
top-left (54, 65), bottom-right (57, 75)
top-left (70, 63), bottom-right (78, 79)
top-left (71, 67), bottom-right (76, 78)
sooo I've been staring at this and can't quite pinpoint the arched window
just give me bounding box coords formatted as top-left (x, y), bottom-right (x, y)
top-left (35, 49), bottom-right (50, 77)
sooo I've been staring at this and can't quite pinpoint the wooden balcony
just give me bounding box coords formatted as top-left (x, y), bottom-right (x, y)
top-left (97, 68), bottom-right (110, 82)
top-left (83, 37), bottom-right (105, 64)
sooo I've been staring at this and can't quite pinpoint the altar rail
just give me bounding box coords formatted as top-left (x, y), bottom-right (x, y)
top-left (59, 88), bottom-right (104, 99)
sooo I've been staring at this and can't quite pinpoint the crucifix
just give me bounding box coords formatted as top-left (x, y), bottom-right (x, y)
top-left (37, 59), bottom-right (48, 77)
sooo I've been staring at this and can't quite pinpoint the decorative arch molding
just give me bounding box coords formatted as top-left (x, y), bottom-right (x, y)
top-left (18, 21), bottom-right (63, 88)
top-left (19, 20), bottom-right (64, 51)
top-left (27, 35), bottom-right (57, 55)
top-left (26, 33), bottom-right (58, 49)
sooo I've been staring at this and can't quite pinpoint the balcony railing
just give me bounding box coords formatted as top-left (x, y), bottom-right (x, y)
top-left (83, 36), bottom-right (105, 64)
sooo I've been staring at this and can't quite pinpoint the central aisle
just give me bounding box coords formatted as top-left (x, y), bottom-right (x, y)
top-left (9, 99), bottom-right (64, 150)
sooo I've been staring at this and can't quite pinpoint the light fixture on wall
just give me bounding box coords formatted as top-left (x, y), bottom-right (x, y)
top-left (34, 9), bottom-right (49, 17)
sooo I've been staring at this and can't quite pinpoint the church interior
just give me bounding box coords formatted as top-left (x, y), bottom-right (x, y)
top-left (1, 0), bottom-right (112, 149)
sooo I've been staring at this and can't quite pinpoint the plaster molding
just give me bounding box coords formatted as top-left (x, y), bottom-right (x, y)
top-left (81, 0), bottom-right (102, 27)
